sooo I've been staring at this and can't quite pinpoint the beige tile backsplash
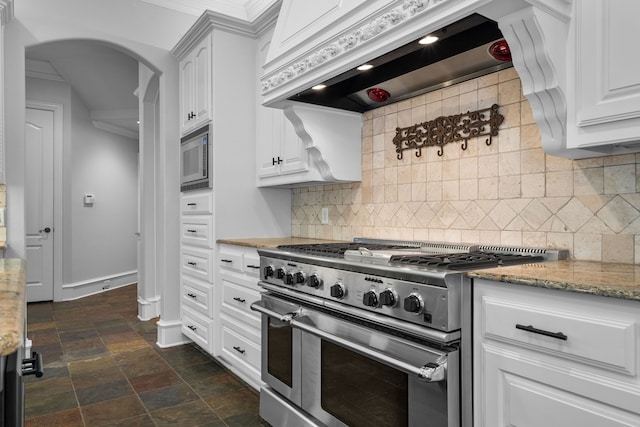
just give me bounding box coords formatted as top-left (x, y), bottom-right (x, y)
top-left (291, 69), bottom-right (640, 264)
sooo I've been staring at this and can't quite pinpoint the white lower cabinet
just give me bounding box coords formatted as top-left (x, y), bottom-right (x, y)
top-left (181, 309), bottom-right (214, 353)
top-left (473, 279), bottom-right (640, 426)
top-left (215, 244), bottom-right (263, 390)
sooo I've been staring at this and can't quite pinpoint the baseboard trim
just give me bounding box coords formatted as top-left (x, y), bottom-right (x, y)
top-left (61, 271), bottom-right (137, 301)
top-left (156, 319), bottom-right (190, 348)
top-left (137, 295), bottom-right (161, 321)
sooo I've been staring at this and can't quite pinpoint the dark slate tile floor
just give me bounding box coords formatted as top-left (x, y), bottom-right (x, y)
top-left (25, 284), bottom-right (269, 426)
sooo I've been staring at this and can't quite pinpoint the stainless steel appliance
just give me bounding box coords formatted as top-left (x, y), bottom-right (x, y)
top-left (180, 124), bottom-right (210, 192)
top-left (251, 238), bottom-right (567, 427)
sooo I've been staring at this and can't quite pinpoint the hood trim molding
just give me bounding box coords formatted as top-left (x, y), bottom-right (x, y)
top-left (261, 0), bottom-right (433, 96)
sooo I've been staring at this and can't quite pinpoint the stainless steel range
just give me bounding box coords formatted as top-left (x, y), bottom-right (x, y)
top-left (251, 238), bottom-right (567, 427)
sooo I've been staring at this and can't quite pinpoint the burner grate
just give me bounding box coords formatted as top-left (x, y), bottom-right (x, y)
top-left (389, 252), bottom-right (544, 270)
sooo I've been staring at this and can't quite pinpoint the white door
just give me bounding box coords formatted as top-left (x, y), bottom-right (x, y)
top-left (25, 108), bottom-right (55, 302)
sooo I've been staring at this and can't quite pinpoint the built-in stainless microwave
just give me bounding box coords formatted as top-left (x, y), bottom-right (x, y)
top-left (180, 124), bottom-right (211, 192)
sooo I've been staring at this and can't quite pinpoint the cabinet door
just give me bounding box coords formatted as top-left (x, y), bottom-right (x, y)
top-left (192, 35), bottom-right (211, 129)
top-left (279, 113), bottom-right (308, 175)
top-left (179, 55), bottom-right (194, 133)
top-left (257, 105), bottom-right (282, 178)
top-left (569, 0), bottom-right (640, 149)
top-left (477, 345), bottom-right (640, 427)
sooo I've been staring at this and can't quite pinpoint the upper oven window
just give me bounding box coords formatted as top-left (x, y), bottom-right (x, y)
top-left (320, 340), bottom-right (408, 426)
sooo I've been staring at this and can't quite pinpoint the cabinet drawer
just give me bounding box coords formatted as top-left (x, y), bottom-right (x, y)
top-left (221, 324), bottom-right (261, 372)
top-left (218, 252), bottom-right (243, 273)
top-left (243, 251), bottom-right (261, 278)
top-left (221, 279), bottom-right (261, 328)
top-left (182, 309), bottom-right (213, 353)
top-left (182, 277), bottom-right (214, 318)
top-left (481, 295), bottom-right (637, 375)
top-left (181, 192), bottom-right (213, 215)
top-left (181, 247), bottom-right (213, 283)
top-left (181, 216), bottom-right (213, 248)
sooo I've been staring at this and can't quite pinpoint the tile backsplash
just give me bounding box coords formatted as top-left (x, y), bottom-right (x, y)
top-left (291, 69), bottom-right (640, 264)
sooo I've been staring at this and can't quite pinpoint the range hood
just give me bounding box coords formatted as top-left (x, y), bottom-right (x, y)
top-left (262, 0), bottom-right (640, 161)
top-left (288, 14), bottom-right (513, 113)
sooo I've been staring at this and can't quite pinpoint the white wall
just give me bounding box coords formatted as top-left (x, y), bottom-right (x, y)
top-left (69, 89), bottom-right (138, 282)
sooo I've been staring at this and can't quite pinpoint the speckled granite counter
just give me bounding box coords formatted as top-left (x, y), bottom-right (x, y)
top-left (468, 260), bottom-right (640, 302)
top-left (217, 237), bottom-right (346, 249)
top-left (0, 258), bottom-right (26, 355)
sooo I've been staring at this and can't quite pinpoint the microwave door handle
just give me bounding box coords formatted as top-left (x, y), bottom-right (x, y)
top-left (250, 300), bottom-right (298, 323)
top-left (291, 317), bottom-right (447, 382)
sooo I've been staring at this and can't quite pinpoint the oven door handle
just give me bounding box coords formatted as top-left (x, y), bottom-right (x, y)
top-left (291, 318), bottom-right (447, 382)
top-left (250, 300), bottom-right (298, 323)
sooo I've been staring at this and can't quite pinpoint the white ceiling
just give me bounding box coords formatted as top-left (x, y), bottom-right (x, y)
top-left (24, 0), bottom-right (279, 140)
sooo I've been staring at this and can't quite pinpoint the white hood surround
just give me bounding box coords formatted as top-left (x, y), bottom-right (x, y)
top-left (261, 0), bottom-right (640, 159)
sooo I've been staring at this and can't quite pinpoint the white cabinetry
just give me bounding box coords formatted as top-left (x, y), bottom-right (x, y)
top-left (255, 25), bottom-right (361, 187)
top-left (256, 103), bottom-right (308, 179)
top-left (567, 0), bottom-right (640, 153)
top-left (216, 243), bottom-right (263, 390)
top-left (180, 190), bottom-right (215, 353)
top-left (173, 9), bottom-right (290, 382)
top-left (179, 35), bottom-right (211, 135)
top-left (474, 279), bottom-right (640, 426)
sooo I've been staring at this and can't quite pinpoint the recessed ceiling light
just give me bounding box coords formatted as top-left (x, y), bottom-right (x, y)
top-left (357, 64), bottom-right (374, 71)
top-left (311, 84), bottom-right (327, 90)
top-left (419, 35), bottom-right (439, 45)
top-left (136, 120), bottom-right (140, 124)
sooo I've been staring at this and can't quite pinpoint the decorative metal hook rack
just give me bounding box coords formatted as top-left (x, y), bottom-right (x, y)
top-left (393, 104), bottom-right (504, 159)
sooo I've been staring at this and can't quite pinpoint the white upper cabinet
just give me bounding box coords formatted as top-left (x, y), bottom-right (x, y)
top-left (566, 0), bottom-right (640, 154)
top-left (179, 35), bottom-right (211, 135)
top-left (256, 22), bottom-right (361, 187)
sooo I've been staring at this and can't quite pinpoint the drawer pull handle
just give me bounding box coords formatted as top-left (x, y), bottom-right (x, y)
top-left (233, 297), bottom-right (246, 303)
top-left (186, 229), bottom-right (197, 233)
top-left (187, 261), bottom-right (197, 266)
top-left (246, 265), bottom-right (260, 269)
top-left (187, 203), bottom-right (197, 206)
top-left (187, 325), bottom-right (197, 331)
top-left (516, 324), bottom-right (568, 341)
top-left (187, 293), bottom-right (197, 299)
top-left (233, 346), bottom-right (246, 354)
top-left (221, 259), bottom-right (233, 263)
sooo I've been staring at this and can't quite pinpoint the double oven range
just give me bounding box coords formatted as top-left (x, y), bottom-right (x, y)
top-left (251, 238), bottom-right (567, 427)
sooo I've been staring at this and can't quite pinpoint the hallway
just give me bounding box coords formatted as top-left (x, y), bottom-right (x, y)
top-left (25, 285), bottom-right (268, 426)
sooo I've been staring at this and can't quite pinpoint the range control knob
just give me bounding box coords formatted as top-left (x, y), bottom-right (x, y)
top-left (330, 283), bottom-right (345, 299)
top-left (264, 265), bottom-right (274, 279)
top-left (294, 271), bottom-right (306, 284)
top-left (379, 289), bottom-right (396, 307)
top-left (404, 294), bottom-right (423, 314)
top-left (363, 291), bottom-right (378, 307)
top-left (284, 272), bottom-right (295, 285)
top-left (275, 267), bottom-right (286, 280)
top-left (308, 274), bottom-right (322, 288)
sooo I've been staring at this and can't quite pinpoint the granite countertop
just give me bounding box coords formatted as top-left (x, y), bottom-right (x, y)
top-left (217, 237), bottom-right (346, 248)
top-left (468, 260), bottom-right (640, 301)
top-left (0, 258), bottom-right (26, 355)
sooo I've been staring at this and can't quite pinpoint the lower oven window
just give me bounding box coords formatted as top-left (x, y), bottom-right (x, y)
top-left (267, 319), bottom-right (293, 387)
top-left (321, 340), bottom-right (408, 426)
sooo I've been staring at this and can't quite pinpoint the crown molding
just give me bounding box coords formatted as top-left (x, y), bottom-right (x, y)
top-left (25, 59), bottom-right (65, 82)
top-left (92, 120), bottom-right (139, 140)
top-left (0, 0), bottom-right (14, 26)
